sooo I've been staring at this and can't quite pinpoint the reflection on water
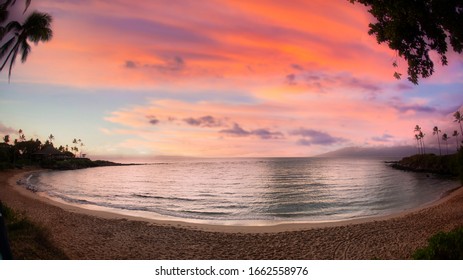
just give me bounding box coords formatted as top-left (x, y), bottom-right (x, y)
top-left (26, 157), bottom-right (459, 223)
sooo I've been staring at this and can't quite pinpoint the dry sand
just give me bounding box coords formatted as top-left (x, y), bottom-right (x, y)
top-left (1, 168), bottom-right (463, 259)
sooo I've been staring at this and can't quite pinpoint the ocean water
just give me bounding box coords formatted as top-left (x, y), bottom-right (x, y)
top-left (21, 157), bottom-right (459, 224)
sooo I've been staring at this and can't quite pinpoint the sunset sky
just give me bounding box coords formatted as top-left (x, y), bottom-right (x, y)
top-left (1, 0), bottom-right (462, 158)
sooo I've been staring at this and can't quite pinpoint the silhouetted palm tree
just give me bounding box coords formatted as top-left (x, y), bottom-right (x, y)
top-left (419, 131), bottom-right (425, 154)
top-left (78, 139), bottom-right (84, 157)
top-left (454, 110), bottom-right (463, 136)
top-left (414, 125), bottom-right (424, 154)
top-left (48, 133), bottom-right (54, 144)
top-left (72, 138), bottom-right (79, 157)
top-left (0, 11), bottom-right (52, 81)
top-left (453, 130), bottom-right (459, 151)
top-left (442, 133), bottom-right (449, 155)
top-left (433, 126), bottom-right (442, 155)
top-left (414, 134), bottom-right (421, 154)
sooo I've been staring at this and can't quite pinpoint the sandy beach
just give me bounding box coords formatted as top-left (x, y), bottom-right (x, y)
top-left (1, 168), bottom-right (463, 259)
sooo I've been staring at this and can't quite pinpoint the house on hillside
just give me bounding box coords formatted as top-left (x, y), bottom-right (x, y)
top-left (33, 146), bottom-right (70, 161)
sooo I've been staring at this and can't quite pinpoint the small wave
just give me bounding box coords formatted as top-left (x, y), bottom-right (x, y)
top-left (180, 210), bottom-right (230, 216)
top-left (131, 193), bottom-right (197, 202)
top-left (17, 173), bottom-right (41, 192)
top-left (47, 192), bottom-right (96, 205)
top-left (198, 193), bottom-right (216, 198)
top-left (214, 205), bottom-right (246, 210)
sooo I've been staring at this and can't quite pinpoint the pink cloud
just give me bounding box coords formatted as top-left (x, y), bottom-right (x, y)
top-left (20, 0), bottom-right (402, 87)
top-left (101, 89), bottom-right (446, 156)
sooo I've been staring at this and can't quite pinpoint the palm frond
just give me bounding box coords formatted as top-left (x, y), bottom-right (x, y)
top-left (0, 26), bottom-right (5, 40)
top-left (0, 39), bottom-right (18, 72)
top-left (0, 0), bottom-right (15, 22)
top-left (0, 37), bottom-right (16, 60)
top-left (23, 12), bottom-right (53, 43)
top-left (0, 0), bottom-right (15, 9)
top-left (24, 0), bottom-right (31, 13)
top-left (0, 9), bottom-right (8, 24)
top-left (20, 40), bottom-right (30, 63)
top-left (8, 45), bottom-right (19, 81)
top-left (6, 20), bottom-right (21, 32)
top-left (1, 0), bottom-right (30, 22)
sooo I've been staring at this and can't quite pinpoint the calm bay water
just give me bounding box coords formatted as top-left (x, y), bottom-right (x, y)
top-left (22, 157), bottom-right (459, 224)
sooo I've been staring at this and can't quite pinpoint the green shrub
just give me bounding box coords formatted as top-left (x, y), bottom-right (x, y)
top-left (413, 227), bottom-right (463, 259)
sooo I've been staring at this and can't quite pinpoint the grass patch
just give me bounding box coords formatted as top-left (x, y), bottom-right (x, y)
top-left (0, 202), bottom-right (68, 259)
top-left (413, 227), bottom-right (463, 259)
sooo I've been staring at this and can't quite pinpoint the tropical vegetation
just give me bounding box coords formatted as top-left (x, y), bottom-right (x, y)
top-left (0, 128), bottom-right (88, 170)
top-left (413, 227), bottom-right (463, 260)
top-left (0, 129), bottom-right (131, 170)
top-left (0, 0), bottom-right (53, 81)
top-left (413, 109), bottom-right (463, 156)
top-left (397, 110), bottom-right (463, 182)
top-left (349, 0), bottom-right (463, 84)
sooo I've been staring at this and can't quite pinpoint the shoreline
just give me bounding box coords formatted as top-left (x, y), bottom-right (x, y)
top-left (2, 168), bottom-right (463, 259)
top-left (12, 169), bottom-right (461, 233)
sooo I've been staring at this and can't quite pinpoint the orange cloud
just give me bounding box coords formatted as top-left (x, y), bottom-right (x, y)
top-left (23, 0), bottom-right (400, 88)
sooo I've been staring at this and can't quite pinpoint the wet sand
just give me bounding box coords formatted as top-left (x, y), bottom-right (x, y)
top-left (1, 168), bottom-right (463, 259)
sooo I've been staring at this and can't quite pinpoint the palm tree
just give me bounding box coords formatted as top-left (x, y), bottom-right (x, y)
top-left (433, 126), bottom-right (442, 156)
top-left (72, 138), bottom-right (79, 157)
top-left (0, 11), bottom-right (52, 81)
top-left (454, 110), bottom-right (463, 136)
top-left (414, 125), bottom-right (424, 155)
top-left (17, 129), bottom-right (22, 141)
top-left (419, 131), bottom-right (425, 154)
top-left (442, 133), bottom-right (449, 155)
top-left (78, 139), bottom-right (84, 157)
top-left (48, 133), bottom-right (54, 145)
top-left (414, 134), bottom-right (421, 154)
top-left (414, 125), bottom-right (421, 154)
top-left (453, 130), bottom-right (459, 151)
